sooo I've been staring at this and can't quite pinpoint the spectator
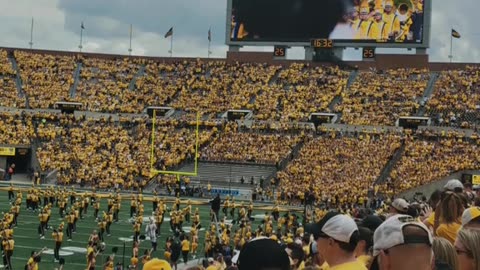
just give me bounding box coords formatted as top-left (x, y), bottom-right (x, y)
top-left (372, 214), bottom-right (433, 270)
top-left (432, 237), bottom-right (458, 270)
top-left (444, 179), bottom-right (464, 193)
top-left (142, 258), bottom-right (172, 270)
top-left (454, 228), bottom-right (480, 270)
top-left (306, 212), bottom-right (366, 269)
top-left (461, 207), bottom-right (480, 230)
top-left (5, 164), bottom-right (15, 181)
top-left (210, 194), bottom-right (221, 221)
top-left (388, 198), bottom-right (410, 217)
top-left (434, 192), bottom-right (464, 244)
top-left (354, 226), bottom-right (374, 268)
top-left (235, 237), bottom-right (290, 270)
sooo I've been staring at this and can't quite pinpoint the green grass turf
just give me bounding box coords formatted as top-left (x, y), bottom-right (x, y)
top-left (0, 191), bottom-right (268, 270)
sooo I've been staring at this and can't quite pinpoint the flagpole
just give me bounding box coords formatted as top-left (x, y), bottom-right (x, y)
top-left (449, 30), bottom-right (453, 63)
top-left (208, 39), bottom-right (211, 58)
top-left (79, 23), bottom-right (83, 52)
top-left (29, 17), bottom-right (34, 49)
top-left (170, 35), bottom-right (173, 57)
top-left (128, 24), bottom-right (133, 56)
top-left (208, 27), bottom-right (212, 58)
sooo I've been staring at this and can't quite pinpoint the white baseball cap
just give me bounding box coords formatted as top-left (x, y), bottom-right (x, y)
top-left (389, 198), bottom-right (410, 213)
top-left (373, 214), bottom-right (432, 256)
top-left (306, 211), bottom-right (359, 243)
top-left (444, 179), bottom-right (463, 191)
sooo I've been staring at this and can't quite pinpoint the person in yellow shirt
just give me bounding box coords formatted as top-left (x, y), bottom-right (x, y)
top-left (306, 212), bottom-right (367, 270)
top-left (26, 247), bottom-right (47, 270)
top-left (383, 0), bottom-right (401, 40)
top-left (2, 236), bottom-right (14, 269)
top-left (181, 235), bottom-right (191, 264)
top-left (86, 241), bottom-right (98, 270)
top-left (38, 209), bottom-right (48, 239)
top-left (372, 10), bottom-right (389, 41)
top-left (434, 192), bottom-right (464, 244)
top-left (52, 228), bottom-right (63, 262)
top-left (355, 7), bottom-right (376, 40)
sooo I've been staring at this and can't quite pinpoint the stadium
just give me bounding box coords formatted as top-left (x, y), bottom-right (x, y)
top-left (0, 0), bottom-right (479, 270)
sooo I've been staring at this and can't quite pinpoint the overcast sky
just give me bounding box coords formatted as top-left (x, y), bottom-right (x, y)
top-left (0, 0), bottom-right (478, 62)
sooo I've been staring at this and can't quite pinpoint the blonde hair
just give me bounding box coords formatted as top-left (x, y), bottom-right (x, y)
top-left (457, 228), bottom-right (480, 270)
top-left (432, 237), bottom-right (458, 270)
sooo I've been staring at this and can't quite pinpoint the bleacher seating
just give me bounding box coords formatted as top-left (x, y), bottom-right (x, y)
top-left (0, 50), bottom-right (24, 108)
top-left (0, 49), bottom-right (478, 201)
top-left (201, 123), bottom-right (302, 165)
top-left (426, 66), bottom-right (480, 128)
top-left (276, 134), bottom-right (402, 205)
top-left (335, 68), bottom-right (429, 125)
top-left (15, 51), bottom-right (75, 108)
top-left (387, 136), bottom-right (480, 194)
top-left (75, 57), bottom-right (141, 112)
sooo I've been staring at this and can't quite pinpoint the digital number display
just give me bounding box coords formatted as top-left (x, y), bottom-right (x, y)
top-left (363, 48), bottom-right (375, 59)
top-left (273, 46), bottom-right (286, 57)
top-left (311, 39), bottom-right (333, 48)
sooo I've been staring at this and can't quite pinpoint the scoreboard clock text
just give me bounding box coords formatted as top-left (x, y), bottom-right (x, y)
top-left (311, 39), bottom-right (333, 48)
top-left (362, 47), bottom-right (375, 59)
top-left (273, 46), bottom-right (286, 57)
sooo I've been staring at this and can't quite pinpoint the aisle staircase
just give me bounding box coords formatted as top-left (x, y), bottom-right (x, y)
top-left (69, 62), bottom-right (83, 98)
top-left (8, 54), bottom-right (28, 108)
top-left (128, 65), bottom-right (146, 91)
top-left (416, 72), bottom-right (439, 116)
top-left (374, 140), bottom-right (406, 186)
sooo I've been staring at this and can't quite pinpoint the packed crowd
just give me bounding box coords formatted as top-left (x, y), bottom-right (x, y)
top-left (276, 134), bottom-right (402, 207)
top-left (0, 112), bottom-right (35, 145)
top-left (15, 51), bottom-right (75, 109)
top-left (201, 123), bottom-right (303, 165)
top-left (75, 57), bottom-right (141, 112)
top-left (388, 137), bottom-right (480, 194)
top-left (35, 115), bottom-right (217, 188)
top-left (0, 50), bottom-right (24, 108)
top-left (260, 63), bottom-right (349, 121)
top-left (426, 66), bottom-right (480, 128)
top-left (335, 68), bottom-right (429, 126)
top-left (4, 178), bottom-right (480, 270)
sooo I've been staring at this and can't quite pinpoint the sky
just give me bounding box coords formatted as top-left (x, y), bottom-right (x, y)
top-left (0, 0), bottom-right (478, 62)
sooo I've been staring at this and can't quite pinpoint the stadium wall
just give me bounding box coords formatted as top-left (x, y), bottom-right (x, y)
top-left (2, 46), bottom-right (479, 71)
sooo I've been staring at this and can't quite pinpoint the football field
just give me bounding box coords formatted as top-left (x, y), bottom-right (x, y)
top-left (0, 190), bottom-right (275, 270)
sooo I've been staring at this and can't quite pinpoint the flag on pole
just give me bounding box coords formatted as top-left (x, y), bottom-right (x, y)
top-left (164, 27), bottom-right (173, 38)
top-left (208, 28), bottom-right (212, 42)
top-left (81, 22), bottom-right (85, 30)
top-left (451, 29), bottom-right (461, 39)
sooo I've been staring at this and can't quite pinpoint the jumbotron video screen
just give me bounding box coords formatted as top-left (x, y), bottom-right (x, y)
top-left (229, 0), bottom-right (426, 44)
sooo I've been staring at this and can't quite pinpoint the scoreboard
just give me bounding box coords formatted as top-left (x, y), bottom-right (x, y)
top-left (226, 0), bottom-right (431, 49)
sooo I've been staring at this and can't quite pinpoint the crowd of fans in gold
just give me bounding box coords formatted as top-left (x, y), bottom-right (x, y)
top-left (0, 51), bottom-right (479, 206)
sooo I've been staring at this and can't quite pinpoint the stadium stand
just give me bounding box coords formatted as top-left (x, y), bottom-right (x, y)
top-left (0, 48), bottom-right (477, 201)
top-left (388, 136), bottom-right (480, 194)
top-left (15, 51), bottom-right (75, 108)
top-left (75, 57), bottom-right (141, 112)
top-left (335, 68), bottom-right (429, 125)
top-left (0, 49), bottom-right (24, 108)
top-left (201, 123), bottom-right (302, 165)
top-left (426, 66), bottom-right (480, 128)
top-left (276, 134), bottom-right (402, 206)
top-left (0, 111), bottom-right (34, 145)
